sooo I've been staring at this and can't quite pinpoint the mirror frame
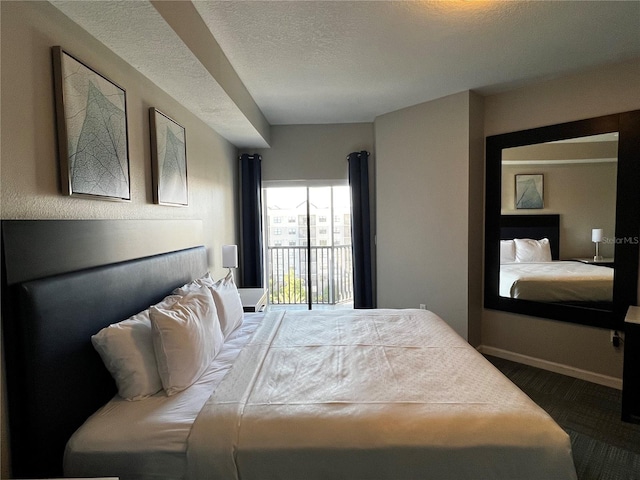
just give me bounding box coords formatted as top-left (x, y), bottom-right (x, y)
top-left (485, 110), bottom-right (640, 330)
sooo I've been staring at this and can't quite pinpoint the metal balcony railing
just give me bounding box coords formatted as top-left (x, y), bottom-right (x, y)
top-left (267, 245), bottom-right (353, 306)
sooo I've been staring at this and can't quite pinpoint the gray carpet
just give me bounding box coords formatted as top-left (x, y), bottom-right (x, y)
top-left (486, 355), bottom-right (640, 480)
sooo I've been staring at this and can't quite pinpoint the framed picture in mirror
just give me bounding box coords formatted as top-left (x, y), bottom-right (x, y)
top-left (515, 174), bottom-right (543, 209)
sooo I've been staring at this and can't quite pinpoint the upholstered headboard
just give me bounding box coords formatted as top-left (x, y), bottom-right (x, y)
top-left (1, 220), bottom-right (208, 478)
top-left (500, 214), bottom-right (560, 260)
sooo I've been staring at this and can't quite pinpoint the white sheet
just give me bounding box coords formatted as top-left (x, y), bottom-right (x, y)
top-left (188, 309), bottom-right (576, 480)
top-left (500, 261), bottom-right (613, 302)
top-left (64, 313), bottom-right (264, 480)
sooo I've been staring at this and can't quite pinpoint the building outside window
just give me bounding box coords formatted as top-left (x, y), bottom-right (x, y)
top-left (264, 186), bottom-right (353, 310)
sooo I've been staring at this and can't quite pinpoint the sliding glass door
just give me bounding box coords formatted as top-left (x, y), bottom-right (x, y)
top-left (264, 185), bottom-right (353, 310)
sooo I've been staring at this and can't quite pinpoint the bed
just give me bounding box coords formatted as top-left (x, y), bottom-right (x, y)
top-left (1, 220), bottom-right (577, 480)
top-left (499, 214), bottom-right (614, 305)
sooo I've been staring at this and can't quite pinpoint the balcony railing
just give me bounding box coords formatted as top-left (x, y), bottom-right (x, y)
top-left (267, 245), bottom-right (353, 306)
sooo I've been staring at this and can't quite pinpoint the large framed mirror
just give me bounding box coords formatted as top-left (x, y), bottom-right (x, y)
top-left (485, 110), bottom-right (640, 330)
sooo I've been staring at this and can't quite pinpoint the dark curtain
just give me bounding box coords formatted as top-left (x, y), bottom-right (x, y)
top-left (239, 153), bottom-right (264, 287)
top-left (348, 151), bottom-right (374, 308)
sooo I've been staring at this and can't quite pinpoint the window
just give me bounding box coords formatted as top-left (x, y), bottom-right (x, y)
top-left (264, 185), bottom-right (353, 310)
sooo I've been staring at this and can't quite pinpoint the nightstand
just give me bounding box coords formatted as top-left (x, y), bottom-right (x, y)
top-left (622, 306), bottom-right (640, 424)
top-left (572, 257), bottom-right (615, 267)
top-left (238, 288), bottom-right (268, 312)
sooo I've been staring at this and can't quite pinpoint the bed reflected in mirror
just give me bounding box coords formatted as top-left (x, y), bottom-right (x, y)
top-left (484, 110), bottom-right (640, 330)
top-left (499, 133), bottom-right (618, 311)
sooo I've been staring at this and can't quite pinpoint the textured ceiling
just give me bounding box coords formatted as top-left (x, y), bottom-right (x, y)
top-left (195, 0), bottom-right (640, 124)
top-left (50, 1), bottom-right (640, 147)
top-left (50, 0), bottom-right (270, 147)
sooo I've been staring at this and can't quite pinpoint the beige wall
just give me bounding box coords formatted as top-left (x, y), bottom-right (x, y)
top-left (483, 59), bottom-right (640, 379)
top-left (502, 162), bottom-right (617, 258)
top-left (253, 123), bottom-right (374, 183)
top-left (1, 2), bottom-right (240, 266)
top-left (484, 58), bottom-right (640, 135)
top-left (467, 92), bottom-right (485, 346)
top-left (1, 3), bottom-right (240, 477)
top-left (375, 91), bottom-right (484, 340)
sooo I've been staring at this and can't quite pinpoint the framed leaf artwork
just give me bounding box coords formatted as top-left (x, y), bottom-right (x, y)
top-left (515, 174), bottom-right (544, 209)
top-left (149, 108), bottom-right (188, 206)
top-left (52, 46), bottom-right (131, 201)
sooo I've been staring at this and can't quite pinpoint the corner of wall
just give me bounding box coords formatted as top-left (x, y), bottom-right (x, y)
top-left (467, 91), bottom-right (485, 346)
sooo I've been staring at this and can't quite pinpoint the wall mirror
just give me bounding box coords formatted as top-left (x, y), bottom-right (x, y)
top-left (485, 110), bottom-right (640, 330)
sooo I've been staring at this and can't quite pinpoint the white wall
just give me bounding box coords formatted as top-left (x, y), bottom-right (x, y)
top-left (1, 3), bottom-right (241, 477)
top-left (375, 91), bottom-right (483, 340)
top-left (482, 59), bottom-right (640, 379)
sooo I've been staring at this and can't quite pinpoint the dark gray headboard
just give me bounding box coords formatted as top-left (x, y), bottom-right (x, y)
top-left (500, 214), bottom-right (560, 260)
top-left (1, 220), bottom-right (208, 478)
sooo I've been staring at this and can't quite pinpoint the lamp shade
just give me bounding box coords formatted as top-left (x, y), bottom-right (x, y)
top-left (222, 244), bottom-right (238, 268)
top-left (591, 228), bottom-right (603, 243)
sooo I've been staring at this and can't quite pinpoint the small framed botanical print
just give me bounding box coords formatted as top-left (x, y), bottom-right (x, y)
top-left (149, 108), bottom-right (188, 206)
top-left (515, 174), bottom-right (544, 209)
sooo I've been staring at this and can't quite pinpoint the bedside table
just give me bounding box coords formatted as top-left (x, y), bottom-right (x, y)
top-left (622, 305), bottom-right (640, 424)
top-left (238, 288), bottom-right (268, 312)
top-left (572, 257), bottom-right (615, 267)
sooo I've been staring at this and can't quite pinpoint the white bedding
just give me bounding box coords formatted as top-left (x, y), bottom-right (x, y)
top-left (64, 314), bottom-right (265, 480)
top-left (188, 309), bottom-right (576, 480)
top-left (500, 261), bottom-right (613, 302)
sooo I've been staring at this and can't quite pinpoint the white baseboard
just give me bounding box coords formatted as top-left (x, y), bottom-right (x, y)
top-left (478, 345), bottom-right (622, 390)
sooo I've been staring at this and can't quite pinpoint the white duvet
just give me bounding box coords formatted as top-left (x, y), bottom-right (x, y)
top-left (188, 309), bottom-right (576, 480)
top-left (64, 314), bottom-right (265, 480)
top-left (500, 261), bottom-right (613, 302)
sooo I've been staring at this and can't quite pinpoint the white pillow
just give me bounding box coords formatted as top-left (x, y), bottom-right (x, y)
top-left (210, 273), bottom-right (244, 338)
top-left (91, 294), bottom-right (180, 401)
top-left (500, 240), bottom-right (516, 263)
top-left (175, 272), bottom-right (244, 338)
top-left (150, 287), bottom-right (224, 396)
top-left (172, 272), bottom-right (215, 295)
top-left (514, 238), bottom-right (552, 263)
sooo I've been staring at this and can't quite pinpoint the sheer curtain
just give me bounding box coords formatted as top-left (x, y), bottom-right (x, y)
top-left (347, 151), bottom-right (374, 308)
